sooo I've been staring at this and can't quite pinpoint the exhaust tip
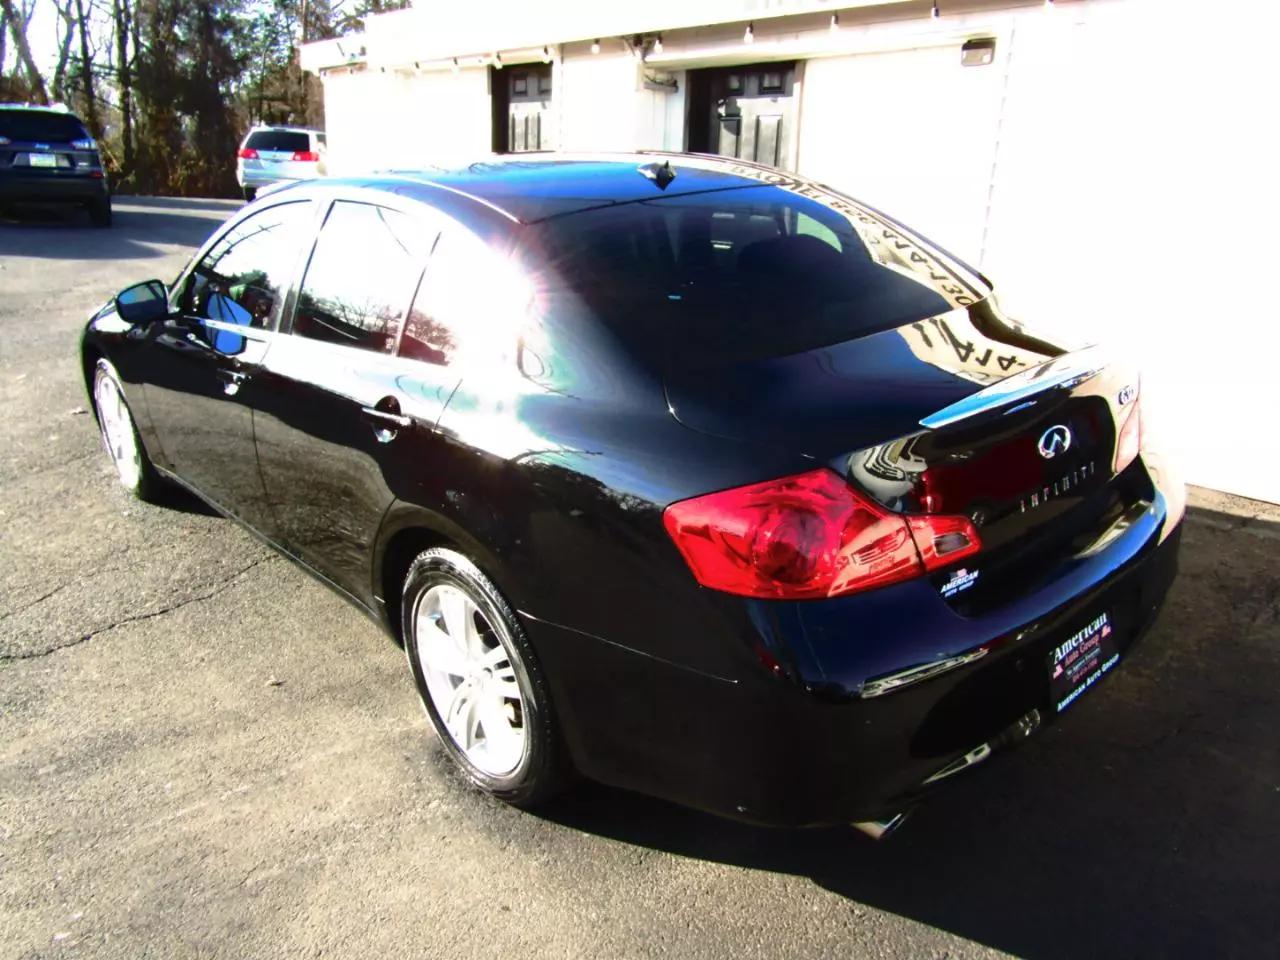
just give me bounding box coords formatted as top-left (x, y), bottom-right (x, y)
top-left (852, 811), bottom-right (910, 840)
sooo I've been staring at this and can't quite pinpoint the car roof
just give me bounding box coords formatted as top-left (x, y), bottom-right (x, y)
top-left (245, 125), bottom-right (322, 134)
top-left (0, 103), bottom-right (80, 116)
top-left (334, 153), bottom-right (801, 224)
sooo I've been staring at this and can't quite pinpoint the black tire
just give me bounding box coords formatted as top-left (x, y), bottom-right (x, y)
top-left (402, 547), bottom-right (569, 807)
top-left (91, 358), bottom-right (165, 502)
top-left (242, 186), bottom-right (256, 202)
top-left (88, 197), bottom-right (112, 227)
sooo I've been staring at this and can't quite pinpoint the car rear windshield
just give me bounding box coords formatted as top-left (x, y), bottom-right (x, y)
top-left (0, 109), bottom-right (89, 143)
top-left (244, 130), bottom-right (311, 152)
top-left (525, 183), bottom-right (988, 366)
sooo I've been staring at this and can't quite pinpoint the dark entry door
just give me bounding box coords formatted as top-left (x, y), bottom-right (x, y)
top-left (688, 63), bottom-right (797, 169)
top-left (498, 64), bottom-right (554, 153)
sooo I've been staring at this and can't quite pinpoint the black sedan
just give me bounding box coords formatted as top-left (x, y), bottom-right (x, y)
top-left (81, 154), bottom-right (1184, 835)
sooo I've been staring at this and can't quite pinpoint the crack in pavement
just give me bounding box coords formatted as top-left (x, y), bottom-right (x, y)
top-left (0, 555), bottom-right (276, 663)
top-left (1, 540), bottom-right (204, 621)
top-left (0, 579), bottom-right (77, 622)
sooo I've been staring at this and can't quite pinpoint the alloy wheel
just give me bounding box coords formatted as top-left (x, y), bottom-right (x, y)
top-left (94, 368), bottom-right (142, 490)
top-left (413, 583), bottom-right (527, 777)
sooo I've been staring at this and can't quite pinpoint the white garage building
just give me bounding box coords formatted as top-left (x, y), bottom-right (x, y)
top-left (302, 0), bottom-right (1279, 504)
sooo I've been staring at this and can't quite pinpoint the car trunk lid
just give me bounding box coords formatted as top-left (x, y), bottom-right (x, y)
top-left (665, 306), bottom-right (1149, 608)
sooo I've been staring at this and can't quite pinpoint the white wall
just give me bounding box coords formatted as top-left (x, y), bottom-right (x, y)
top-left (558, 50), bottom-right (644, 151)
top-left (557, 51), bottom-right (684, 153)
top-left (798, 0), bottom-right (1280, 503)
top-left (320, 66), bottom-right (491, 174)
top-left (979, 0), bottom-right (1280, 502)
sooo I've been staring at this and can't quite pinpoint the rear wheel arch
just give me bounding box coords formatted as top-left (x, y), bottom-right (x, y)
top-left (374, 505), bottom-right (523, 647)
top-left (379, 526), bottom-right (457, 645)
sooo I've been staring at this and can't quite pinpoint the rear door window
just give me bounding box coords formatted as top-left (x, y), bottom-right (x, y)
top-left (0, 109), bottom-right (89, 143)
top-left (292, 201), bottom-right (432, 354)
top-left (245, 130), bottom-right (311, 153)
top-left (399, 232), bottom-right (471, 366)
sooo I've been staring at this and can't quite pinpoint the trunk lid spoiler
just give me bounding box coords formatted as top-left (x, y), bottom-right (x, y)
top-left (919, 345), bottom-right (1106, 430)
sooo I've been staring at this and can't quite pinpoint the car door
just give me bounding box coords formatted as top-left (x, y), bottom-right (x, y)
top-left (141, 199), bottom-right (315, 532)
top-left (251, 197), bottom-right (461, 604)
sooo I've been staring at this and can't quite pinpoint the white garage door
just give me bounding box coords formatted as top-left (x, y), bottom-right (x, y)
top-left (797, 43), bottom-right (1005, 266)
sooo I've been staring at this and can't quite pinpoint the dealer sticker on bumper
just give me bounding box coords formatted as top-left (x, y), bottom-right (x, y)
top-left (1048, 611), bottom-right (1119, 713)
top-left (940, 567), bottom-right (979, 598)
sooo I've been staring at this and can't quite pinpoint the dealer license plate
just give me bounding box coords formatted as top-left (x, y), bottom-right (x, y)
top-left (1048, 610), bottom-right (1119, 713)
top-left (27, 152), bottom-right (57, 168)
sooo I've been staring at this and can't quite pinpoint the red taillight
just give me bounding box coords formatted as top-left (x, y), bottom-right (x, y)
top-left (1114, 393), bottom-right (1142, 474)
top-left (237, 147), bottom-right (259, 159)
top-left (662, 468), bottom-right (981, 599)
top-left (291, 150), bottom-right (319, 162)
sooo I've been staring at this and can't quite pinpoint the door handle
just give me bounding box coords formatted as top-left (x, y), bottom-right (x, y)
top-left (361, 404), bottom-right (412, 442)
top-left (216, 368), bottom-right (247, 396)
top-left (360, 406), bottom-right (412, 429)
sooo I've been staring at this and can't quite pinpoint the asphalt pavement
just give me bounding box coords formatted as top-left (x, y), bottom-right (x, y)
top-left (1, 196), bottom-right (1278, 959)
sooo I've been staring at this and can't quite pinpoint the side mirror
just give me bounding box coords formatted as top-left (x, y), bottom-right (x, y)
top-left (115, 280), bottom-right (169, 325)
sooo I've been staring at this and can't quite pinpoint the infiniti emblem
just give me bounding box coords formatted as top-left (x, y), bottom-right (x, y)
top-left (1037, 424), bottom-right (1072, 459)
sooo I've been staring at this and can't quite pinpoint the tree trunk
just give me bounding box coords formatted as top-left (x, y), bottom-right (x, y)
top-left (298, 0), bottom-right (308, 121)
top-left (0, 0), bottom-right (50, 103)
top-left (52, 0), bottom-right (75, 103)
top-left (114, 0), bottom-right (133, 175)
top-left (73, 0), bottom-right (100, 137)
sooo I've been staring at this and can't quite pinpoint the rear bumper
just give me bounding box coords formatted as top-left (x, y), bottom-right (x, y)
top-left (0, 173), bottom-right (108, 203)
top-left (237, 168), bottom-right (316, 189)
top-left (527, 500), bottom-right (1182, 827)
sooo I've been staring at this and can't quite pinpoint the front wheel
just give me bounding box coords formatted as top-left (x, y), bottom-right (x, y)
top-left (241, 186), bottom-right (256, 203)
top-left (92, 359), bottom-right (163, 501)
top-left (402, 548), bottom-right (569, 807)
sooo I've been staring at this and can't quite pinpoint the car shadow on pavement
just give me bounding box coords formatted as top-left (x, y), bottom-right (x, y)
top-left (156, 481), bottom-right (222, 517)
top-left (536, 503), bottom-right (1280, 959)
top-left (0, 198), bottom-right (234, 260)
top-left (111, 194), bottom-right (240, 210)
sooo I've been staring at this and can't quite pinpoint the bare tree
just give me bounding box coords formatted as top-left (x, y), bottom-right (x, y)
top-left (73, 0), bottom-right (100, 135)
top-left (113, 0), bottom-right (134, 174)
top-left (52, 0), bottom-right (76, 103)
top-left (0, 0), bottom-right (49, 103)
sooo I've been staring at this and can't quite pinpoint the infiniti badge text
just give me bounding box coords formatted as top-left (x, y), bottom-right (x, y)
top-left (1019, 461), bottom-right (1097, 513)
